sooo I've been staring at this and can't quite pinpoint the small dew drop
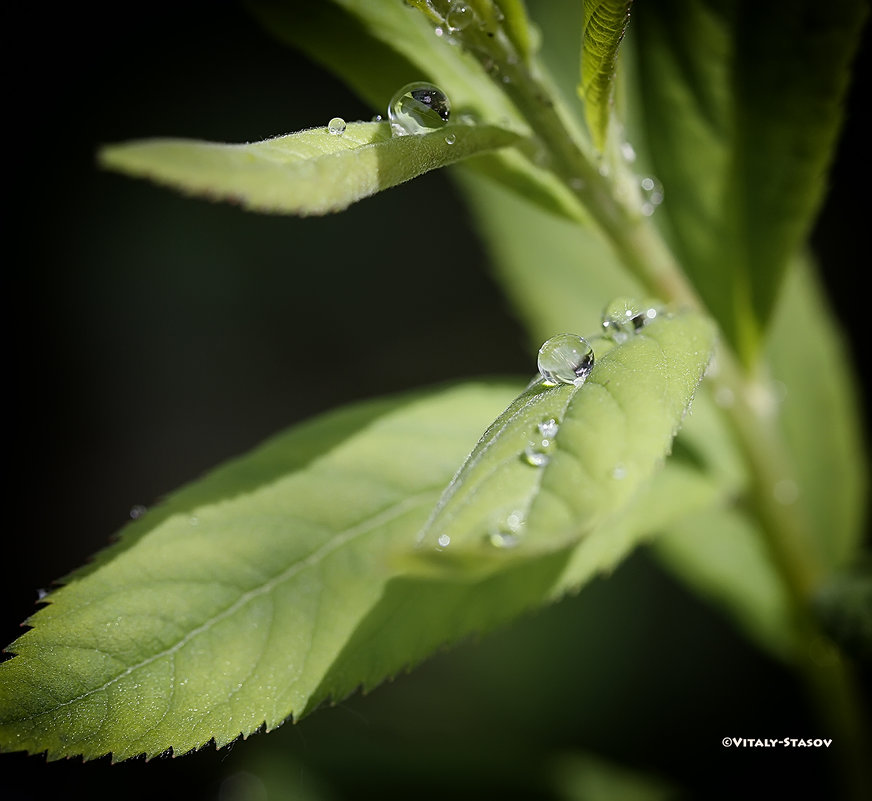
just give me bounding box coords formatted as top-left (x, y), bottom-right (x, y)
top-left (327, 117), bottom-right (347, 136)
top-left (612, 464), bottom-right (627, 480)
top-left (538, 418), bottom-right (559, 439)
top-left (437, 533), bottom-right (451, 550)
top-left (601, 297), bottom-right (661, 342)
top-left (523, 445), bottom-right (550, 467)
top-left (446, 2), bottom-right (475, 32)
top-left (445, 132), bottom-right (457, 145)
top-left (129, 504), bottom-right (147, 520)
top-left (620, 141), bottom-right (637, 163)
top-left (537, 333), bottom-right (595, 387)
top-left (488, 531), bottom-right (520, 549)
top-left (388, 82), bottom-right (451, 136)
top-left (371, 114), bottom-right (384, 122)
top-left (434, 25), bottom-right (445, 37)
top-left (639, 175), bottom-right (664, 216)
top-left (189, 515), bottom-right (200, 527)
top-left (37, 588), bottom-right (49, 601)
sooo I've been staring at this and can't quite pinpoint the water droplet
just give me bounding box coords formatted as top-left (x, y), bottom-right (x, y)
top-left (327, 117), bottom-right (347, 136)
top-left (371, 114), bottom-right (383, 122)
top-left (640, 175), bottom-right (664, 216)
top-left (487, 511), bottom-right (524, 549)
top-left (620, 141), bottom-right (637, 163)
top-left (437, 533), bottom-right (451, 550)
top-left (129, 504), bottom-right (147, 520)
top-left (36, 588), bottom-right (49, 601)
top-left (601, 297), bottom-right (661, 342)
top-left (446, 2), bottom-right (475, 32)
top-left (612, 464), bottom-right (627, 480)
top-left (538, 418), bottom-right (559, 439)
top-left (434, 25), bottom-right (445, 37)
top-left (488, 531), bottom-right (520, 549)
top-left (445, 132), bottom-right (457, 145)
top-left (388, 82), bottom-right (451, 136)
top-left (537, 334), bottom-right (595, 386)
top-left (523, 445), bottom-right (550, 467)
top-left (189, 515), bottom-right (200, 527)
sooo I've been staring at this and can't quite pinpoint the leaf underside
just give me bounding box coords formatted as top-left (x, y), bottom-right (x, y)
top-left (0, 312), bottom-right (712, 762)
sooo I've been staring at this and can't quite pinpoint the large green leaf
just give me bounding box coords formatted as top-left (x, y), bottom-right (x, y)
top-left (623, 0), bottom-right (868, 361)
top-left (0, 383), bottom-right (519, 761)
top-left (417, 311), bottom-right (715, 559)
top-left (99, 122), bottom-right (519, 216)
top-left (0, 311), bottom-right (713, 762)
top-left (579, 1), bottom-right (634, 151)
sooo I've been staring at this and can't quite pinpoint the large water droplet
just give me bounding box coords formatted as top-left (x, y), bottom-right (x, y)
top-left (327, 117), bottom-right (346, 136)
top-left (388, 82), bottom-right (451, 136)
top-left (537, 334), bottom-right (595, 386)
top-left (601, 297), bottom-right (661, 342)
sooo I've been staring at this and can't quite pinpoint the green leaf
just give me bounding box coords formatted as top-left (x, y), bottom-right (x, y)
top-left (417, 310), bottom-right (715, 559)
top-left (579, 1), bottom-right (634, 151)
top-left (651, 256), bottom-right (869, 660)
top-left (0, 382), bottom-right (519, 761)
top-left (249, 0), bottom-right (589, 223)
top-left (99, 122), bottom-right (519, 216)
top-left (765, 256), bottom-right (868, 569)
top-left (653, 505), bottom-right (797, 660)
top-left (624, 0), bottom-right (868, 361)
top-left (0, 310), bottom-right (713, 762)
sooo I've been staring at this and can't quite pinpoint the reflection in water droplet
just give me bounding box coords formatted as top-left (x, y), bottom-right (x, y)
top-left (640, 176), bottom-right (664, 216)
top-left (129, 504), bottom-right (147, 519)
top-left (327, 117), bottom-right (347, 136)
top-left (601, 297), bottom-right (661, 342)
top-left (389, 82), bottom-right (451, 136)
top-left (445, 132), bottom-right (457, 145)
top-left (537, 334), bottom-right (595, 386)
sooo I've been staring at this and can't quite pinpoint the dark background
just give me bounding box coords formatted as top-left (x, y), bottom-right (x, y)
top-left (4, 3), bottom-right (869, 800)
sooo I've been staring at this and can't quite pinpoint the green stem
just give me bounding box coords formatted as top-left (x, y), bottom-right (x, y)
top-left (453, 14), bottom-right (870, 797)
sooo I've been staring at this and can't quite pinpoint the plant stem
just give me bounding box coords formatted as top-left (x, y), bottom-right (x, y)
top-left (483, 23), bottom-right (870, 799)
